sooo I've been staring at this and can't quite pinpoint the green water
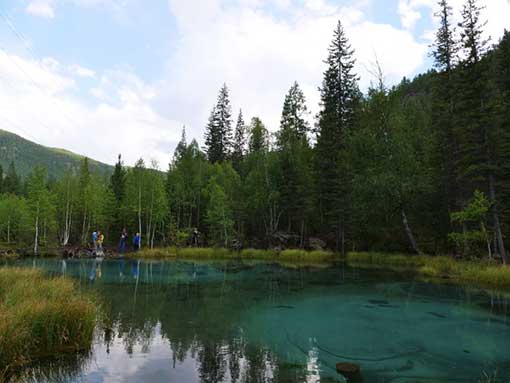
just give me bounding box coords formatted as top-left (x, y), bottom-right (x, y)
top-left (6, 258), bottom-right (510, 383)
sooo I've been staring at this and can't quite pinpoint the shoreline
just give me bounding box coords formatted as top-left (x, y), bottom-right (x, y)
top-left (2, 247), bottom-right (510, 291)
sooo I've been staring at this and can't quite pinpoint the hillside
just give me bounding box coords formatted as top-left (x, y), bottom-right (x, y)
top-left (0, 129), bottom-right (113, 179)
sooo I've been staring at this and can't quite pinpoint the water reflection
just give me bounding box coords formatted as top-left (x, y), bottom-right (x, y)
top-left (7, 259), bottom-right (510, 383)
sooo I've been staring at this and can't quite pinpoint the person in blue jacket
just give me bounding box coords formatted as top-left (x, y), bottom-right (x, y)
top-left (133, 232), bottom-right (141, 252)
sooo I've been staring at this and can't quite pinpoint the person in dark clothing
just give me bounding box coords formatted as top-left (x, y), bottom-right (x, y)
top-left (133, 232), bottom-right (141, 252)
top-left (118, 228), bottom-right (128, 254)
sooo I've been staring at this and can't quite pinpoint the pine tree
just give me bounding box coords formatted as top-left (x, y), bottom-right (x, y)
top-left (456, 0), bottom-right (507, 262)
top-left (278, 81), bottom-right (310, 146)
top-left (315, 20), bottom-right (360, 253)
top-left (433, 0), bottom-right (457, 73)
top-left (248, 117), bottom-right (267, 153)
top-left (431, 0), bottom-right (459, 247)
top-left (3, 161), bottom-right (21, 195)
top-left (204, 84), bottom-right (233, 163)
top-left (110, 155), bottom-right (126, 203)
top-left (231, 109), bottom-right (246, 171)
top-left (173, 127), bottom-right (187, 164)
top-left (490, 30), bottom-right (510, 262)
top-left (109, 154), bottom-right (127, 236)
top-left (277, 82), bottom-right (312, 242)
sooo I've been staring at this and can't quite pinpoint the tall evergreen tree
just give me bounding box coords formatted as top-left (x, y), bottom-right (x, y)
top-left (248, 117), bottom-right (267, 154)
top-left (278, 81), bottom-right (310, 145)
top-left (174, 127), bottom-right (187, 164)
top-left (231, 110), bottom-right (246, 171)
top-left (456, 0), bottom-right (506, 262)
top-left (431, 0), bottom-right (459, 247)
top-left (3, 161), bottom-right (21, 195)
top-left (277, 82), bottom-right (312, 242)
top-left (315, 20), bottom-right (360, 253)
top-left (493, 31), bottom-right (510, 245)
top-left (110, 154), bottom-right (127, 235)
top-left (204, 84), bottom-right (233, 163)
top-left (110, 155), bottom-right (126, 203)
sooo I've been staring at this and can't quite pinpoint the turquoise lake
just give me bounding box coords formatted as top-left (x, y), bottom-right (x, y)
top-left (6, 258), bottom-right (510, 383)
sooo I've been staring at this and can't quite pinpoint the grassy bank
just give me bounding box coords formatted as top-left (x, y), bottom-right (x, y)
top-left (132, 247), bottom-right (336, 263)
top-left (0, 268), bottom-right (96, 377)
top-left (347, 252), bottom-right (510, 290)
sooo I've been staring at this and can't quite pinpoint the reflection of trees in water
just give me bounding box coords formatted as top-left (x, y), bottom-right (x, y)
top-left (15, 260), bottom-right (328, 382)
top-left (95, 262), bottom-right (312, 382)
top-left (6, 351), bottom-right (92, 383)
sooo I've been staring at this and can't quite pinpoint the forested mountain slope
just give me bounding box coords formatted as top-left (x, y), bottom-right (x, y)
top-left (0, 129), bottom-right (112, 179)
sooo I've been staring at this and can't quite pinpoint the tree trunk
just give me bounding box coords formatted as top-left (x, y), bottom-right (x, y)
top-left (488, 174), bottom-right (507, 264)
top-left (401, 208), bottom-right (421, 255)
top-left (34, 203), bottom-right (40, 255)
top-left (138, 183), bottom-right (142, 249)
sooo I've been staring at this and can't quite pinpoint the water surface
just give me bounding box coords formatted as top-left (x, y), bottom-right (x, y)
top-left (6, 258), bottom-right (510, 383)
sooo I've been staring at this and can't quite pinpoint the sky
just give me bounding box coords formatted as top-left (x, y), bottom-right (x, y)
top-left (0, 0), bottom-right (509, 168)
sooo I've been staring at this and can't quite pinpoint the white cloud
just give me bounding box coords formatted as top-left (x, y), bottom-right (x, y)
top-left (157, 0), bottom-right (428, 140)
top-left (11, 0), bottom-right (510, 163)
top-left (399, 0), bottom-right (510, 39)
top-left (25, 0), bottom-right (134, 19)
top-left (69, 64), bottom-right (96, 78)
top-left (26, 0), bottom-right (56, 18)
top-left (0, 53), bottom-right (180, 166)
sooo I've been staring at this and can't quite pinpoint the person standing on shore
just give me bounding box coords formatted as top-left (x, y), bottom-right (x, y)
top-left (119, 228), bottom-right (128, 255)
top-left (133, 232), bottom-right (141, 252)
top-left (92, 230), bottom-right (98, 251)
top-left (97, 231), bottom-right (105, 255)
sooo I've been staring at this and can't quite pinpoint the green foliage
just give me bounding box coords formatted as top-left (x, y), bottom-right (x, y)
top-left (27, 167), bottom-right (55, 253)
top-left (315, 20), bottom-right (361, 251)
top-left (0, 268), bottom-right (96, 373)
top-left (449, 190), bottom-right (492, 256)
top-left (0, 194), bottom-right (31, 245)
top-left (203, 163), bottom-right (239, 247)
top-left (347, 252), bottom-right (510, 289)
top-left (1, 12), bottom-right (510, 260)
top-left (0, 129), bottom-right (112, 180)
top-left (204, 84), bottom-right (233, 163)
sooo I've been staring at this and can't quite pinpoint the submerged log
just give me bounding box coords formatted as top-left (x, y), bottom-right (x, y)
top-left (336, 362), bottom-right (363, 383)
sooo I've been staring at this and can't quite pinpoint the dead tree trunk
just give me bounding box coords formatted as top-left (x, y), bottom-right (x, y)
top-left (401, 208), bottom-right (422, 255)
top-left (488, 174), bottom-right (507, 264)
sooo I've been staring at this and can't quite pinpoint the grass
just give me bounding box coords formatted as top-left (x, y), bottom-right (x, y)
top-left (0, 268), bottom-right (96, 377)
top-left (133, 247), bottom-right (337, 263)
top-left (347, 252), bottom-right (510, 290)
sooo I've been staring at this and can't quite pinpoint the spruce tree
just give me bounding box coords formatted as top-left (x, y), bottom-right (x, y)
top-left (491, 31), bottom-right (510, 262)
top-left (248, 117), bottom-right (267, 153)
top-left (110, 155), bottom-right (126, 203)
top-left (173, 127), bottom-right (187, 164)
top-left (456, 0), bottom-right (507, 262)
top-left (277, 82), bottom-right (312, 239)
top-left (204, 84), bottom-right (233, 163)
top-left (315, 20), bottom-right (360, 253)
top-left (431, 0), bottom-right (459, 246)
top-left (278, 81), bottom-right (310, 145)
top-left (3, 161), bottom-right (21, 195)
top-left (231, 109), bottom-right (246, 171)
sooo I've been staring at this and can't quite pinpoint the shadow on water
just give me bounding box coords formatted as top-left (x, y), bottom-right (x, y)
top-left (5, 258), bottom-right (510, 383)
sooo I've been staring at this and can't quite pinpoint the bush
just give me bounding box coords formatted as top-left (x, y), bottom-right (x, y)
top-left (0, 268), bottom-right (96, 375)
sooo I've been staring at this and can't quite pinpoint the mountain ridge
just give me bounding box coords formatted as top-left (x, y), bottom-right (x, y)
top-left (0, 129), bottom-right (113, 179)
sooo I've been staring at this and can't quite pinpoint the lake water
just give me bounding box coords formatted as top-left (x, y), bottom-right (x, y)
top-left (6, 258), bottom-right (510, 383)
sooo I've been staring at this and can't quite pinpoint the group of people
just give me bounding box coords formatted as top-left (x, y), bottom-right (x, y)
top-left (118, 228), bottom-right (141, 254)
top-left (91, 229), bottom-right (141, 256)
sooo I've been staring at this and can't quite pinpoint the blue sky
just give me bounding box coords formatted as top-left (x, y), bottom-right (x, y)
top-left (0, 0), bottom-right (509, 166)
